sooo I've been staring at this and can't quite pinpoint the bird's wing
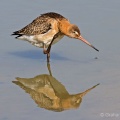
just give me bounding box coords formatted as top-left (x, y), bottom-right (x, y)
top-left (12, 15), bottom-right (52, 36)
top-left (12, 81), bottom-right (53, 109)
top-left (12, 12), bottom-right (68, 36)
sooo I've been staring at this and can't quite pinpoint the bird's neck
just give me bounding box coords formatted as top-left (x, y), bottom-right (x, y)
top-left (59, 20), bottom-right (72, 36)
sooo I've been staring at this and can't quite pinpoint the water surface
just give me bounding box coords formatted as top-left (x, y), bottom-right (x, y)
top-left (0, 0), bottom-right (120, 120)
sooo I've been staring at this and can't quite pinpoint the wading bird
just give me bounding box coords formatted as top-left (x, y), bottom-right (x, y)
top-left (12, 12), bottom-right (99, 62)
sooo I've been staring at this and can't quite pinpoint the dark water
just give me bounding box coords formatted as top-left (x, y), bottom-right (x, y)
top-left (0, 0), bottom-right (120, 120)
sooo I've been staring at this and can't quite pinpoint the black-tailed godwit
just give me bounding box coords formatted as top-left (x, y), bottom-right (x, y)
top-left (12, 12), bottom-right (99, 62)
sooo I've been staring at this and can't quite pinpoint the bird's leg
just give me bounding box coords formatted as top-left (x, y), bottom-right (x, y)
top-left (43, 43), bottom-right (47, 54)
top-left (45, 33), bottom-right (59, 63)
top-left (43, 44), bottom-right (50, 63)
top-left (47, 52), bottom-right (50, 63)
top-left (43, 33), bottom-right (59, 62)
top-left (47, 33), bottom-right (59, 53)
top-left (47, 62), bottom-right (52, 76)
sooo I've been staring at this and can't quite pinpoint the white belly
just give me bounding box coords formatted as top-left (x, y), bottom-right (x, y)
top-left (17, 34), bottom-right (64, 48)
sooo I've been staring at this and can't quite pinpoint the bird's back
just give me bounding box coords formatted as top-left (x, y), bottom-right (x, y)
top-left (12, 12), bottom-right (67, 36)
top-left (12, 12), bottom-right (68, 48)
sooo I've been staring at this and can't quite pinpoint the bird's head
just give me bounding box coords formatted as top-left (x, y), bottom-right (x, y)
top-left (67, 24), bottom-right (99, 51)
top-left (67, 24), bottom-right (80, 38)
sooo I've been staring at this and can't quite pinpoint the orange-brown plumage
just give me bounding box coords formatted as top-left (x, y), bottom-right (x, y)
top-left (12, 12), bottom-right (99, 62)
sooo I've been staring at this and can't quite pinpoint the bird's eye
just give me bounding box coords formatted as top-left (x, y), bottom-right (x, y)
top-left (73, 31), bottom-right (77, 34)
top-left (75, 99), bottom-right (80, 103)
top-left (73, 31), bottom-right (79, 36)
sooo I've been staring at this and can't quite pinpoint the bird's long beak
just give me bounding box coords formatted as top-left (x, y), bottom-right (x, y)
top-left (78, 35), bottom-right (99, 52)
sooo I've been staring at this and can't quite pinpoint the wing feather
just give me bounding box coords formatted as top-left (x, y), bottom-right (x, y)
top-left (12, 12), bottom-right (67, 36)
top-left (12, 16), bottom-right (52, 36)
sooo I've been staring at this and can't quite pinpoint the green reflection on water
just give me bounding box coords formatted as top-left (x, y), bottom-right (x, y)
top-left (13, 63), bottom-right (99, 112)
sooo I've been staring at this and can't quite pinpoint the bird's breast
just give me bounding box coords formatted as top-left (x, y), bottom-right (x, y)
top-left (33, 29), bottom-right (64, 48)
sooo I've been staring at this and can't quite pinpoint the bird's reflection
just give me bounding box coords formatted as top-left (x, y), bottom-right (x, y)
top-left (13, 63), bottom-right (99, 112)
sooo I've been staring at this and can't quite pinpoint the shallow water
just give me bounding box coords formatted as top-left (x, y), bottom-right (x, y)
top-left (0, 0), bottom-right (120, 120)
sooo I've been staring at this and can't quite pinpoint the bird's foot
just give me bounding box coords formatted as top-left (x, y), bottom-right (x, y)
top-left (43, 49), bottom-right (48, 54)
